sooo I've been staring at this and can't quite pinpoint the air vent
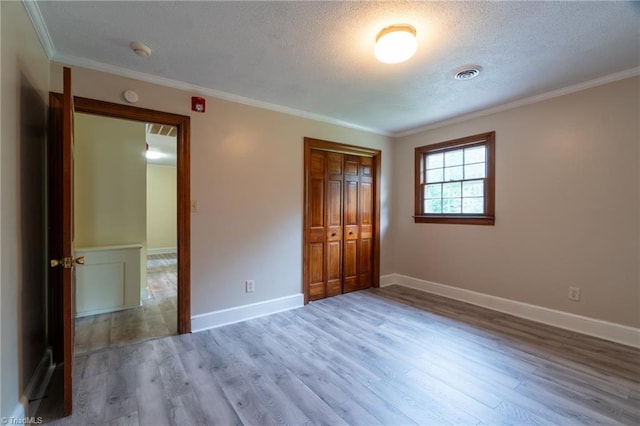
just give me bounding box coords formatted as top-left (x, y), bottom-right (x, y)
top-left (453, 65), bottom-right (483, 81)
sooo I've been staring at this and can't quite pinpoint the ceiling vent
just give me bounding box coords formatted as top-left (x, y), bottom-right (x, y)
top-left (453, 65), bottom-right (483, 81)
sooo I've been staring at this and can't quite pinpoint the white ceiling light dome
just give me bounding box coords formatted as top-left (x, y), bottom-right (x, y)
top-left (374, 24), bottom-right (417, 64)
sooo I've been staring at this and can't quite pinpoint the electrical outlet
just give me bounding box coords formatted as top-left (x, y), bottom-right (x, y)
top-left (245, 280), bottom-right (255, 293)
top-left (568, 286), bottom-right (581, 301)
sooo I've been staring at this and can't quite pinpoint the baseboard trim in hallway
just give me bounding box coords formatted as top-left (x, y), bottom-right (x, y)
top-left (381, 273), bottom-right (640, 348)
top-left (191, 293), bottom-right (304, 332)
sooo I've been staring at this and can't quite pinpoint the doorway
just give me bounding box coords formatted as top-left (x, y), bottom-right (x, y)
top-left (72, 114), bottom-right (180, 353)
top-left (303, 137), bottom-right (382, 304)
top-left (73, 96), bottom-right (191, 333)
top-left (47, 94), bottom-right (191, 365)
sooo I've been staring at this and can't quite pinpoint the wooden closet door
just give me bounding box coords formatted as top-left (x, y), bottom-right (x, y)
top-left (358, 157), bottom-right (374, 290)
top-left (343, 155), bottom-right (360, 293)
top-left (325, 152), bottom-right (344, 297)
top-left (307, 150), bottom-right (327, 300)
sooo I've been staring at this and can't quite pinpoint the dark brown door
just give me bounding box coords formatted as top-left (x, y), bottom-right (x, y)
top-left (304, 142), bottom-right (377, 302)
top-left (48, 67), bottom-right (76, 415)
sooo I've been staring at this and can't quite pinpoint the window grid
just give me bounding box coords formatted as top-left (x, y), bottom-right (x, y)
top-left (422, 144), bottom-right (487, 215)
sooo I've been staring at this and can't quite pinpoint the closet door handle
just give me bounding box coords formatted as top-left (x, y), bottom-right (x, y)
top-left (331, 232), bottom-right (337, 237)
top-left (349, 231), bottom-right (354, 235)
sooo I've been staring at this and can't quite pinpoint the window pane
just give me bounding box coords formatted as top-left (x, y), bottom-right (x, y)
top-left (425, 199), bottom-right (442, 213)
top-left (444, 149), bottom-right (463, 166)
top-left (425, 184), bottom-right (442, 199)
top-left (426, 168), bottom-right (443, 183)
top-left (463, 197), bottom-right (484, 213)
top-left (442, 182), bottom-right (461, 198)
top-left (426, 153), bottom-right (443, 169)
top-left (462, 180), bottom-right (484, 197)
top-left (464, 145), bottom-right (486, 164)
top-left (464, 163), bottom-right (486, 179)
top-left (442, 198), bottom-right (461, 213)
top-left (444, 166), bottom-right (463, 181)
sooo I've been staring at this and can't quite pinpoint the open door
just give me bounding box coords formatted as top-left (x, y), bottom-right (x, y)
top-left (48, 67), bottom-right (81, 415)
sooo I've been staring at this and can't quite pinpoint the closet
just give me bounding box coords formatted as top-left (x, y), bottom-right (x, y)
top-left (303, 138), bottom-right (381, 302)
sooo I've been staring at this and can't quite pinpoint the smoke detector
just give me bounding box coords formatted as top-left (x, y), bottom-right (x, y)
top-left (130, 41), bottom-right (152, 57)
top-left (453, 65), bottom-right (483, 81)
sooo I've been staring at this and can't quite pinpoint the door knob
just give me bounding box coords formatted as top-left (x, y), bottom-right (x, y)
top-left (349, 231), bottom-right (354, 235)
top-left (331, 232), bottom-right (337, 237)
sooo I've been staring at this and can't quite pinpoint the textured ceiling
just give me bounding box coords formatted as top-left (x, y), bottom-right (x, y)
top-left (34, 1), bottom-right (640, 135)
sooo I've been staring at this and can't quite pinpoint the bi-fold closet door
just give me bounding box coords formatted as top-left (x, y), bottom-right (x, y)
top-left (307, 149), bottom-right (374, 301)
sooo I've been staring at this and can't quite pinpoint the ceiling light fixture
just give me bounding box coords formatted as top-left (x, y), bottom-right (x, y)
top-left (374, 24), bottom-right (417, 64)
top-left (145, 150), bottom-right (164, 160)
top-left (130, 41), bottom-right (152, 57)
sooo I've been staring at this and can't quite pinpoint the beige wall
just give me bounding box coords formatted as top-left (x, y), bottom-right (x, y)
top-left (51, 63), bottom-right (395, 315)
top-left (74, 113), bottom-right (147, 248)
top-left (147, 165), bottom-right (177, 251)
top-left (393, 77), bottom-right (640, 328)
top-left (1, 1), bottom-right (51, 418)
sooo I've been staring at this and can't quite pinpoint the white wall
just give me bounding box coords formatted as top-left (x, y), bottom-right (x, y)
top-left (74, 113), bottom-right (147, 248)
top-left (147, 165), bottom-right (177, 252)
top-left (1, 1), bottom-right (51, 418)
top-left (393, 76), bottom-right (640, 328)
top-left (51, 64), bottom-right (394, 317)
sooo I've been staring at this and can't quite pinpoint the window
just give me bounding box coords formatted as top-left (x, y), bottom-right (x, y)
top-left (415, 131), bottom-right (495, 225)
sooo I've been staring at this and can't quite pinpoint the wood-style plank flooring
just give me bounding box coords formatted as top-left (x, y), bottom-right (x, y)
top-left (74, 253), bottom-right (177, 355)
top-left (45, 285), bottom-right (639, 425)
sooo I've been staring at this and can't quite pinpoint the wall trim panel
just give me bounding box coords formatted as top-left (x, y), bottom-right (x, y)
top-left (383, 274), bottom-right (640, 348)
top-left (191, 294), bottom-right (304, 332)
top-left (147, 247), bottom-right (177, 255)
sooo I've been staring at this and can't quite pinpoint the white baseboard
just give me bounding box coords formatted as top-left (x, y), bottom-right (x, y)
top-left (384, 274), bottom-right (640, 348)
top-left (19, 348), bottom-right (54, 417)
top-left (380, 274), bottom-right (396, 288)
top-left (191, 294), bottom-right (304, 333)
top-left (147, 247), bottom-right (177, 255)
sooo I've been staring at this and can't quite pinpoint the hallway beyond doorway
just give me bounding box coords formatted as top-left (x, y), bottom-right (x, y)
top-left (74, 254), bottom-right (177, 355)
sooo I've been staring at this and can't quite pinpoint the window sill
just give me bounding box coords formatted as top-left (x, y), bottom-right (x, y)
top-left (413, 215), bottom-right (495, 226)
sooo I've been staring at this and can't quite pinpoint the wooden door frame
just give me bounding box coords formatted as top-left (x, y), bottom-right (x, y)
top-left (50, 94), bottom-right (192, 333)
top-left (303, 137), bottom-right (381, 304)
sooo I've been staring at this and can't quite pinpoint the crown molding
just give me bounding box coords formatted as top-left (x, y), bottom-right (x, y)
top-left (395, 66), bottom-right (640, 138)
top-left (22, 0), bottom-right (55, 59)
top-left (51, 52), bottom-right (390, 137)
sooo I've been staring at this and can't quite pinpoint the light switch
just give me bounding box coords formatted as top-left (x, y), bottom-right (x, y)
top-left (190, 200), bottom-right (198, 213)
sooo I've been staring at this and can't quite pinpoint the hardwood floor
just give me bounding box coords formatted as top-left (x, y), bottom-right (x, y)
top-left (74, 253), bottom-right (177, 355)
top-left (44, 285), bottom-right (639, 425)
